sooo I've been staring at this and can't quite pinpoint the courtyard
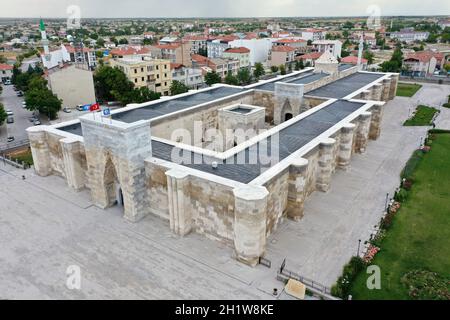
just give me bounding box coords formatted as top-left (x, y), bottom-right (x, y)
top-left (0, 82), bottom-right (449, 299)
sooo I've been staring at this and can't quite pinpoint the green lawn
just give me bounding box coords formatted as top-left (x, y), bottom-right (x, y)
top-left (350, 133), bottom-right (450, 300)
top-left (396, 83), bottom-right (422, 97)
top-left (404, 105), bottom-right (439, 126)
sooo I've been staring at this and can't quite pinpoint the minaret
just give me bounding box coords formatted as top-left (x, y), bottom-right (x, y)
top-left (357, 33), bottom-right (364, 70)
top-left (40, 19), bottom-right (50, 57)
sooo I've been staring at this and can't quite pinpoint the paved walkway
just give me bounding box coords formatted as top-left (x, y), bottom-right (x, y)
top-left (1, 83), bottom-right (449, 299)
top-left (263, 82), bottom-right (450, 287)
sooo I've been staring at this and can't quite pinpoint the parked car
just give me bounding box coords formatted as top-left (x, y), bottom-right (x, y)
top-left (22, 102), bottom-right (27, 109)
top-left (4, 80), bottom-right (11, 85)
top-left (7, 136), bottom-right (15, 143)
top-left (63, 107), bottom-right (72, 113)
top-left (6, 109), bottom-right (13, 116)
top-left (76, 105), bottom-right (84, 111)
top-left (33, 120), bottom-right (41, 126)
top-left (29, 116), bottom-right (38, 122)
top-left (6, 116), bottom-right (14, 124)
top-left (17, 91), bottom-right (24, 97)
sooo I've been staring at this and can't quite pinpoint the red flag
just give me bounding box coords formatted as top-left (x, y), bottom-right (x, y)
top-left (89, 103), bottom-right (100, 112)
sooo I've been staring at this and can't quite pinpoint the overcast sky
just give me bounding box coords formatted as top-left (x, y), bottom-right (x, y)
top-left (1, 0), bottom-right (449, 18)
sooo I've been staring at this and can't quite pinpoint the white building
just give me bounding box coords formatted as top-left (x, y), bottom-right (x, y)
top-left (229, 38), bottom-right (273, 66)
top-left (389, 30), bottom-right (430, 43)
top-left (41, 44), bottom-right (71, 70)
top-left (301, 29), bottom-right (327, 41)
top-left (312, 40), bottom-right (343, 59)
top-left (171, 64), bottom-right (204, 89)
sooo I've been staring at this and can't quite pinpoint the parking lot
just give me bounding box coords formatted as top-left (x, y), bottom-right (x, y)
top-left (0, 84), bottom-right (45, 147)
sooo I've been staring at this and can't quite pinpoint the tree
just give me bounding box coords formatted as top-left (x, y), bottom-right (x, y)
top-left (279, 65), bottom-right (286, 75)
top-left (119, 87), bottom-right (160, 105)
top-left (224, 73), bottom-right (239, 85)
top-left (170, 80), bottom-right (189, 95)
top-left (25, 77), bottom-right (62, 120)
top-left (237, 68), bottom-right (252, 85)
top-left (270, 65), bottom-right (279, 73)
top-left (96, 38), bottom-right (105, 47)
top-left (363, 51), bottom-right (375, 65)
top-left (204, 71), bottom-right (222, 86)
top-left (119, 38), bottom-right (129, 45)
top-left (0, 103), bottom-right (7, 126)
top-left (253, 62), bottom-right (265, 79)
top-left (381, 47), bottom-right (403, 73)
top-left (94, 65), bottom-right (134, 102)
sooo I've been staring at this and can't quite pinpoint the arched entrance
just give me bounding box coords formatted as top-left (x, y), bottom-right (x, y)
top-left (281, 99), bottom-right (294, 123)
top-left (103, 156), bottom-right (124, 208)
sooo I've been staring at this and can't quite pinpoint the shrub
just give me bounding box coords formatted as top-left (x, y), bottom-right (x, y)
top-left (331, 257), bottom-right (366, 299)
top-left (401, 270), bottom-right (450, 300)
top-left (443, 103), bottom-right (450, 109)
top-left (394, 188), bottom-right (409, 203)
top-left (402, 179), bottom-right (413, 191)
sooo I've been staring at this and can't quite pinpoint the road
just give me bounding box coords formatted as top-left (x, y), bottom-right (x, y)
top-left (0, 84), bottom-right (46, 148)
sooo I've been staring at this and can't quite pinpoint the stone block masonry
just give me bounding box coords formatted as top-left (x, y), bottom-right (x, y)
top-left (27, 70), bottom-right (397, 267)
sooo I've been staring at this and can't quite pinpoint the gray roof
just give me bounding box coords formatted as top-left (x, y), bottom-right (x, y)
top-left (112, 86), bottom-right (243, 123)
top-left (307, 72), bottom-right (384, 99)
top-left (152, 100), bottom-right (365, 183)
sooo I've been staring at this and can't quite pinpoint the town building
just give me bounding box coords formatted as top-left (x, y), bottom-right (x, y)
top-left (301, 29), bottom-right (327, 41)
top-left (222, 47), bottom-right (251, 69)
top-left (402, 51), bottom-right (439, 77)
top-left (389, 29), bottom-right (430, 43)
top-left (191, 54), bottom-right (240, 79)
top-left (65, 45), bottom-right (97, 70)
top-left (170, 63), bottom-right (204, 89)
top-left (268, 45), bottom-right (296, 67)
top-left (312, 40), bottom-right (343, 58)
top-left (228, 38), bottom-right (273, 66)
top-left (110, 57), bottom-right (172, 96)
top-left (273, 38), bottom-right (307, 52)
top-left (340, 55), bottom-right (368, 70)
top-left (46, 64), bottom-right (97, 108)
top-left (182, 35), bottom-right (208, 54)
top-left (296, 52), bottom-right (323, 67)
top-left (110, 46), bottom-right (151, 59)
top-left (207, 36), bottom-right (239, 59)
top-left (0, 63), bottom-right (13, 83)
top-left (154, 42), bottom-right (192, 67)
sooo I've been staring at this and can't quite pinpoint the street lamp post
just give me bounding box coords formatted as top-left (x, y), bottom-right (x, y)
top-left (385, 193), bottom-right (390, 212)
top-left (357, 239), bottom-right (362, 257)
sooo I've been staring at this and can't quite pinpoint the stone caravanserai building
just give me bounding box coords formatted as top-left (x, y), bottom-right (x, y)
top-left (28, 56), bottom-right (399, 266)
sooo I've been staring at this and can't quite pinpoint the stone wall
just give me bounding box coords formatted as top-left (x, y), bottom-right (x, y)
top-left (151, 92), bottom-right (254, 146)
top-left (264, 169), bottom-right (289, 236)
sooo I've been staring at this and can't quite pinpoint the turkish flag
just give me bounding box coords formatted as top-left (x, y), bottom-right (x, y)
top-left (89, 103), bottom-right (100, 112)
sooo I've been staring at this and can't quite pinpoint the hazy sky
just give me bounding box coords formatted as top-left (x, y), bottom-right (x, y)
top-left (1, 0), bottom-right (449, 18)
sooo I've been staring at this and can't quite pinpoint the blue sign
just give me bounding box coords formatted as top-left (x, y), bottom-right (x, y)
top-left (82, 104), bottom-right (91, 111)
top-left (102, 108), bottom-right (111, 117)
top-left (103, 50), bottom-right (109, 57)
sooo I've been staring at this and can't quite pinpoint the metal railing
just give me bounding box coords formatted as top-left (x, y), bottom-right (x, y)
top-left (0, 138), bottom-right (30, 152)
top-left (277, 258), bottom-right (333, 296)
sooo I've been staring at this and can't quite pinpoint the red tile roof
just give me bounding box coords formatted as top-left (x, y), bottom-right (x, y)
top-left (110, 47), bottom-right (150, 56)
top-left (340, 55), bottom-right (368, 64)
top-left (64, 45), bottom-right (93, 53)
top-left (155, 43), bottom-right (181, 50)
top-left (170, 63), bottom-right (184, 70)
top-left (0, 63), bottom-right (13, 71)
top-left (224, 47), bottom-right (250, 54)
top-left (275, 38), bottom-right (306, 44)
top-left (272, 45), bottom-right (296, 53)
top-left (297, 52), bottom-right (323, 60)
top-left (405, 51), bottom-right (442, 63)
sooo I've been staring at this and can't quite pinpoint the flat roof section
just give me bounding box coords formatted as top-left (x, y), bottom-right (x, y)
top-left (112, 86), bottom-right (243, 123)
top-left (152, 100), bottom-right (366, 183)
top-left (308, 72), bottom-right (384, 99)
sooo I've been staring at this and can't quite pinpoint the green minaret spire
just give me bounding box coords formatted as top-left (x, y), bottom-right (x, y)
top-left (39, 19), bottom-right (45, 32)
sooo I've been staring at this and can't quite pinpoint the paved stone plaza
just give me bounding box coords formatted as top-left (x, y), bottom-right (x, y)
top-left (1, 83), bottom-right (448, 299)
